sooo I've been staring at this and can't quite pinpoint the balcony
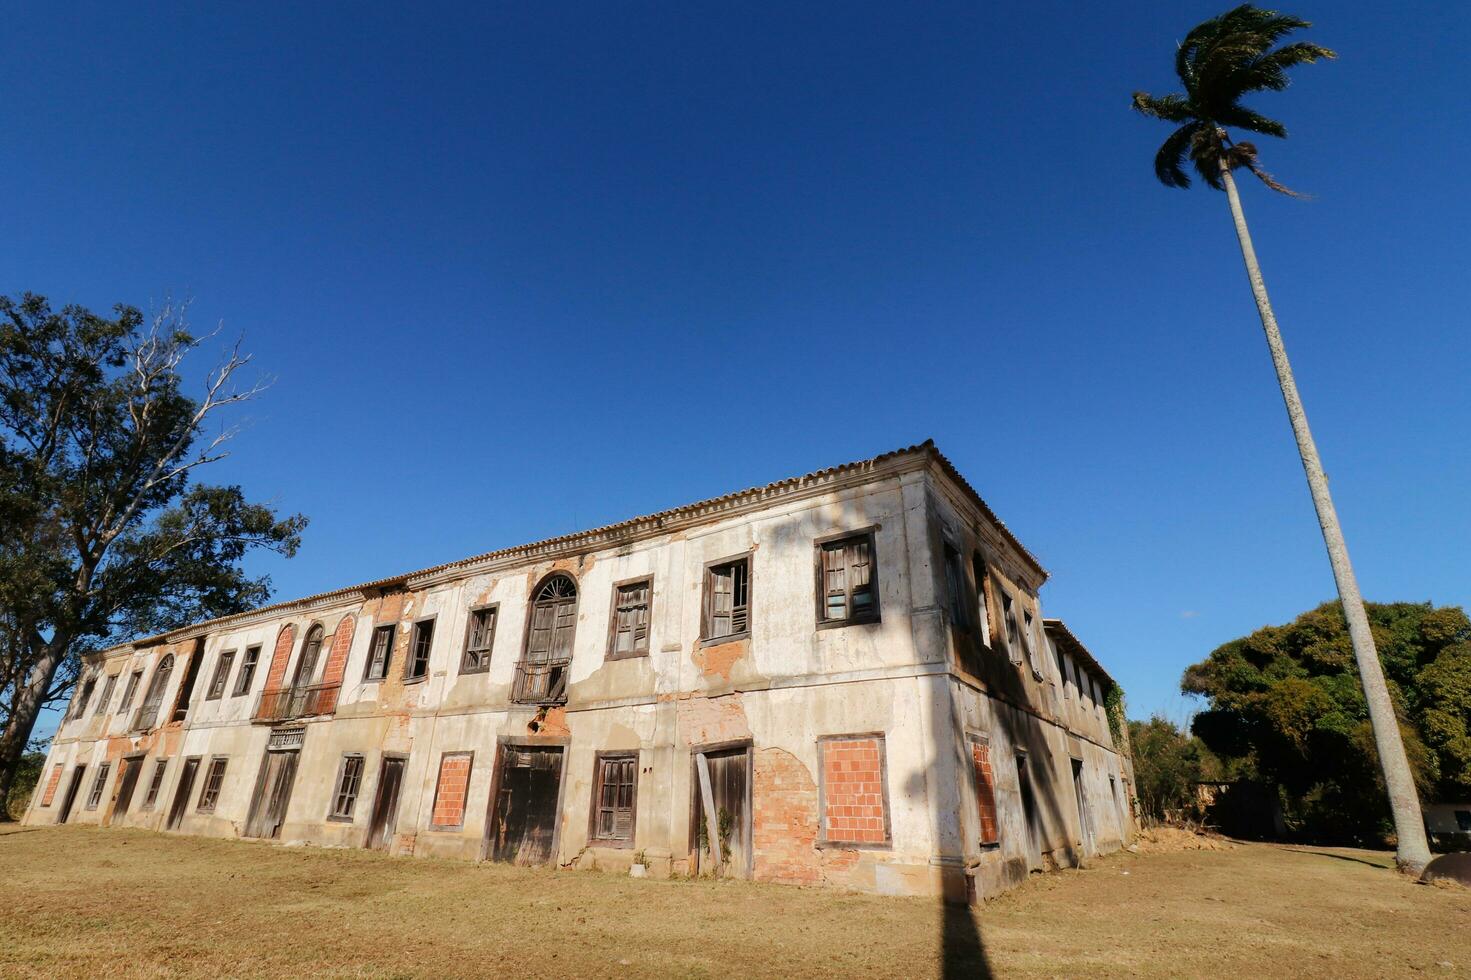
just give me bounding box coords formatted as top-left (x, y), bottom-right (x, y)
top-left (511, 659), bottom-right (569, 706)
top-left (253, 681), bottom-right (341, 724)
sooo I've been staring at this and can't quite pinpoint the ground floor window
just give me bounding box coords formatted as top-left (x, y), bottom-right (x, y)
top-left (85, 763), bottom-right (111, 810)
top-left (330, 754), bottom-right (366, 820)
top-left (142, 759), bottom-right (168, 810)
top-left (818, 734), bottom-right (890, 846)
top-left (197, 757), bottom-right (228, 812)
top-left (590, 753), bottom-right (638, 845)
top-left (429, 752), bottom-right (473, 830)
top-left (969, 736), bottom-right (1000, 845)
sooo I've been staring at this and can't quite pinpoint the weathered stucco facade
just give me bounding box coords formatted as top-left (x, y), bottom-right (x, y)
top-left (29, 442), bottom-right (1134, 901)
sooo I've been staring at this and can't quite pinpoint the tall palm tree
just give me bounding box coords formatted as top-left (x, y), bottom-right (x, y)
top-left (1133, 5), bottom-right (1431, 873)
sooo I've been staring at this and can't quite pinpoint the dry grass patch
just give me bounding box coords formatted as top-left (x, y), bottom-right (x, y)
top-left (1, 825), bottom-right (1466, 978)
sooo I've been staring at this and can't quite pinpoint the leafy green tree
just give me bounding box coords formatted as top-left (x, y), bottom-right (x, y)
top-left (0, 294), bottom-right (305, 814)
top-left (1129, 716), bottom-right (1211, 822)
top-left (1184, 602), bottom-right (1471, 843)
top-left (1132, 5), bottom-right (1432, 870)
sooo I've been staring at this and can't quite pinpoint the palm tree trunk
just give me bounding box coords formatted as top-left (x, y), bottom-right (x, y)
top-left (1218, 161), bottom-right (1431, 873)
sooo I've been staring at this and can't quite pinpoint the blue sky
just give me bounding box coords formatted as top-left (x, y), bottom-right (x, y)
top-left (7, 2), bottom-right (1468, 742)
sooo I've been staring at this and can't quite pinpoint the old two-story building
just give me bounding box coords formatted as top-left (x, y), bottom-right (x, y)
top-left (27, 442), bottom-right (1134, 901)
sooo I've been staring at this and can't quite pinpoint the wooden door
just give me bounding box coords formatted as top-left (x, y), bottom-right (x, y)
top-left (1071, 759), bottom-right (1094, 857)
top-left (57, 765), bottom-right (86, 824)
top-left (1016, 754), bottom-right (1043, 870)
top-left (489, 746), bottom-right (563, 865)
top-left (167, 757), bottom-right (200, 831)
top-left (245, 750), bottom-right (299, 839)
top-left (365, 756), bottom-right (406, 850)
top-left (693, 747), bottom-right (751, 878)
top-left (107, 757), bottom-right (144, 825)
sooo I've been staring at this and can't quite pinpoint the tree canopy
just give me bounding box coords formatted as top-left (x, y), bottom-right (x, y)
top-left (1183, 602), bottom-right (1471, 841)
top-left (0, 293), bottom-right (305, 810)
top-left (1132, 3), bottom-right (1334, 194)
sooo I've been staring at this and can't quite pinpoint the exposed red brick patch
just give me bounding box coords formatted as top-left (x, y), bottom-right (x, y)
top-left (753, 748), bottom-right (858, 885)
top-left (430, 754), bottom-right (473, 829)
top-left (676, 694), bottom-right (751, 747)
top-left (531, 705), bottom-right (571, 737)
top-left (971, 740), bottom-right (1000, 845)
top-left (692, 639), bottom-right (746, 682)
top-left (319, 614), bottom-right (357, 690)
top-left (820, 736), bottom-right (889, 845)
top-left (263, 624), bottom-right (297, 692)
top-left (39, 764), bottom-right (63, 806)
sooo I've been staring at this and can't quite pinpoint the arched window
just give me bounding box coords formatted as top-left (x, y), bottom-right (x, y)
top-left (514, 574), bottom-right (578, 704)
top-left (133, 654), bottom-right (175, 731)
top-left (292, 624), bottom-right (326, 688)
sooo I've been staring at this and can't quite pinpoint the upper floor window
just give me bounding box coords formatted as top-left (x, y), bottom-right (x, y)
top-left (207, 650), bottom-right (236, 700)
top-left (514, 575), bottom-right (578, 703)
top-left (942, 543), bottom-right (969, 631)
top-left (608, 578), bottom-right (652, 659)
top-left (93, 673), bottom-right (119, 717)
top-left (70, 675), bottom-right (97, 720)
top-left (1021, 610), bottom-right (1042, 679)
top-left (817, 533), bottom-right (879, 626)
top-left (971, 555), bottom-right (993, 646)
top-left (1001, 593), bottom-right (1022, 665)
top-left (405, 619), bottom-right (435, 682)
top-left (292, 625), bottom-right (326, 689)
top-left (233, 646), bottom-right (261, 697)
top-left (364, 625), bottom-right (395, 681)
top-left (460, 607), bottom-right (497, 675)
top-left (118, 669), bottom-right (143, 713)
top-left (702, 556), bottom-right (750, 641)
top-left (133, 654), bottom-right (175, 731)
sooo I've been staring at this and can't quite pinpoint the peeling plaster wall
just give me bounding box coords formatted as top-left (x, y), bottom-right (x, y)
top-left (27, 456), bottom-right (1134, 903)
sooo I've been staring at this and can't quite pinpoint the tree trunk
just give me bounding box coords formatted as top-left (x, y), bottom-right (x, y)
top-left (1219, 161), bottom-right (1431, 873)
top-left (0, 639), bottom-right (67, 816)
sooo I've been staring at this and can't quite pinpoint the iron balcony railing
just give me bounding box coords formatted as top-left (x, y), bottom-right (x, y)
top-left (253, 681), bottom-right (341, 724)
top-left (511, 659), bottom-right (569, 706)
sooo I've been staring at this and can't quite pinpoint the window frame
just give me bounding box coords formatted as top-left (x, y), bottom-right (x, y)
top-left (606, 576), bottom-right (654, 660)
top-left (196, 756), bottom-right (229, 813)
top-left (118, 669), bottom-right (143, 713)
top-left (814, 529), bottom-right (881, 629)
top-left (141, 758), bottom-right (168, 810)
top-left (403, 617), bottom-right (436, 683)
top-left (700, 552), bottom-right (753, 644)
top-left (459, 604), bottom-right (498, 675)
top-left (587, 750), bottom-right (639, 846)
top-left (328, 753), bottom-right (366, 822)
top-left (363, 624), bottom-right (396, 682)
top-left (427, 750), bottom-right (474, 831)
top-left (232, 645), bottom-right (261, 697)
top-left (968, 733), bottom-right (1002, 847)
top-left (206, 650), bottom-right (236, 701)
top-left (816, 732), bottom-right (893, 849)
top-left (71, 675), bottom-right (97, 720)
top-left (84, 762), bottom-right (111, 810)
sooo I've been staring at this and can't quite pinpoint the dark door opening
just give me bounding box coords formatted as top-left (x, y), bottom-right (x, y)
top-left (167, 757), bottom-right (201, 831)
top-left (244, 749), bottom-right (300, 839)
top-left (1071, 758), bottom-right (1093, 857)
top-left (108, 756), bottom-right (145, 825)
top-left (365, 755), bottom-right (406, 851)
top-left (57, 765), bottom-right (87, 824)
top-left (488, 745), bottom-right (564, 865)
top-left (691, 746), bottom-right (752, 878)
top-left (1016, 753), bottom-right (1043, 871)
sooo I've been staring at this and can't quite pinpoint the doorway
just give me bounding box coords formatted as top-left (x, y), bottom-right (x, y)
top-left (244, 749), bottom-right (300, 839)
top-left (690, 745), bottom-right (752, 878)
top-left (57, 765), bottom-right (86, 825)
top-left (107, 756), bottom-right (145, 825)
top-left (365, 755), bottom-right (406, 850)
top-left (487, 745), bottom-right (564, 865)
top-left (1016, 752), bottom-right (1043, 871)
top-left (1071, 758), bottom-right (1094, 858)
top-left (167, 757), bottom-right (201, 831)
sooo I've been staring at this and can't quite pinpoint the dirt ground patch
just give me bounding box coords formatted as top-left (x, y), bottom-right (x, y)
top-left (1, 825), bottom-right (1467, 978)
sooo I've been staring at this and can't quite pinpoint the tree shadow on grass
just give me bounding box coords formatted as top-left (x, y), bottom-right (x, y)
top-left (942, 902), bottom-right (993, 978)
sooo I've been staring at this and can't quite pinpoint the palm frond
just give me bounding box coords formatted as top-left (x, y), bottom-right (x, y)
top-left (1132, 92), bottom-right (1193, 123)
top-left (1189, 126), bottom-right (1228, 190)
top-left (1154, 123), bottom-right (1202, 188)
top-left (1212, 105), bottom-right (1287, 138)
top-left (1227, 141), bottom-right (1304, 196)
